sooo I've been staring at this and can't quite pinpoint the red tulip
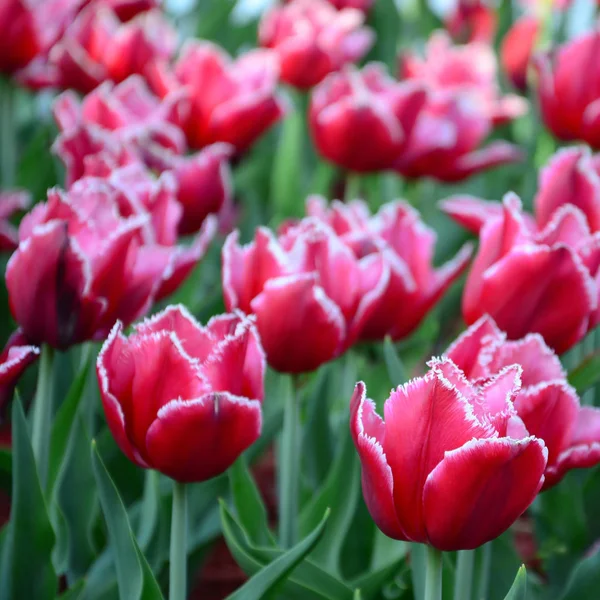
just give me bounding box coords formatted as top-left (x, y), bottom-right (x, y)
top-left (446, 315), bottom-right (600, 489)
top-left (534, 29), bottom-right (600, 149)
top-left (400, 31), bottom-right (527, 125)
top-left (501, 15), bottom-right (539, 92)
top-left (350, 358), bottom-right (547, 550)
top-left (6, 181), bottom-right (215, 349)
top-left (88, 0), bottom-right (160, 21)
top-left (22, 5), bottom-right (175, 92)
top-left (393, 91), bottom-right (524, 181)
top-left (152, 42), bottom-right (286, 153)
top-left (53, 76), bottom-right (187, 185)
top-left (534, 146), bottom-right (600, 232)
top-left (461, 193), bottom-right (599, 353)
top-left (305, 196), bottom-right (473, 340)
top-left (169, 144), bottom-right (233, 236)
top-left (0, 329), bottom-right (39, 418)
top-left (445, 0), bottom-right (497, 44)
top-left (309, 64), bottom-right (427, 172)
top-left (259, 0), bottom-right (373, 89)
top-left (326, 0), bottom-right (373, 11)
top-left (0, 0), bottom-right (41, 74)
top-left (97, 305), bottom-right (265, 482)
top-left (0, 190), bottom-right (31, 251)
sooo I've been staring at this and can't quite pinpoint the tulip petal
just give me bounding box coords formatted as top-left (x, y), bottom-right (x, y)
top-left (350, 382), bottom-right (409, 540)
top-left (423, 437), bottom-right (547, 550)
top-left (445, 314), bottom-right (505, 380)
top-left (446, 141), bottom-right (524, 182)
top-left (250, 273), bottom-right (345, 373)
top-left (477, 243), bottom-right (595, 352)
top-left (145, 392), bottom-right (262, 482)
top-left (439, 195), bottom-right (504, 235)
top-left (382, 360), bottom-right (495, 542)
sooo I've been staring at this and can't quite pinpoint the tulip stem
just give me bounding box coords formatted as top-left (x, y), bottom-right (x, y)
top-left (345, 172), bottom-right (361, 202)
top-left (31, 344), bottom-right (55, 488)
top-left (424, 545), bottom-right (442, 600)
top-left (476, 543), bottom-right (492, 600)
top-left (279, 374), bottom-right (300, 548)
top-left (454, 550), bottom-right (475, 600)
top-left (169, 480), bottom-right (188, 600)
top-left (0, 77), bottom-right (16, 187)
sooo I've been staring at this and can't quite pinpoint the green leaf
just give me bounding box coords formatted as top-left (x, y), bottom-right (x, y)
top-left (53, 413), bottom-right (98, 579)
top-left (505, 566), bottom-right (528, 600)
top-left (220, 501), bottom-right (353, 600)
top-left (56, 580), bottom-right (86, 600)
top-left (229, 456), bottom-right (275, 547)
top-left (136, 470), bottom-right (160, 552)
top-left (568, 352), bottom-right (600, 395)
top-left (90, 441), bottom-right (163, 600)
top-left (366, 0), bottom-right (401, 70)
top-left (299, 424), bottom-right (360, 577)
top-left (225, 508), bottom-right (330, 600)
top-left (270, 100), bottom-right (305, 220)
top-left (47, 358), bottom-right (91, 496)
top-left (560, 545), bottom-right (600, 600)
top-left (383, 336), bottom-right (407, 387)
top-left (0, 397), bottom-right (57, 600)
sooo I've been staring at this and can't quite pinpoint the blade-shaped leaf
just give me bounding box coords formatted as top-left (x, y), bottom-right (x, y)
top-left (225, 508), bottom-right (330, 600)
top-left (505, 566), bottom-right (528, 600)
top-left (568, 352), bottom-right (600, 395)
top-left (220, 501), bottom-right (353, 600)
top-left (90, 441), bottom-right (163, 600)
top-left (0, 397), bottom-right (57, 600)
top-left (560, 545), bottom-right (600, 600)
top-left (229, 456), bottom-right (275, 547)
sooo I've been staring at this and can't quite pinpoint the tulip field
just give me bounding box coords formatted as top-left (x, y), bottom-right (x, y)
top-left (3, 0), bottom-right (600, 598)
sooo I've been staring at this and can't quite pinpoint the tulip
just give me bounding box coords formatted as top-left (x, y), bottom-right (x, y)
top-left (0, 0), bottom-right (41, 74)
top-left (461, 193), bottom-right (599, 353)
top-left (445, 0), bottom-right (497, 44)
top-left (534, 29), bottom-right (600, 149)
top-left (6, 181), bottom-right (215, 350)
top-left (393, 92), bottom-right (523, 181)
top-left (534, 146), bottom-right (600, 232)
top-left (22, 6), bottom-right (176, 93)
top-left (305, 196), bottom-right (473, 340)
top-left (500, 15), bottom-right (539, 92)
top-left (97, 305), bottom-right (264, 482)
top-left (168, 144), bottom-right (233, 236)
top-left (53, 76), bottom-right (187, 186)
top-left (446, 315), bottom-right (600, 489)
top-left (91, 0), bottom-right (160, 21)
top-left (350, 358), bottom-right (547, 550)
top-left (400, 31), bottom-right (527, 125)
top-left (326, 0), bottom-right (373, 10)
top-left (0, 330), bottom-right (39, 419)
top-left (151, 41), bottom-right (286, 153)
top-left (259, 0), bottom-right (373, 89)
top-left (309, 64), bottom-right (427, 172)
top-left (0, 190), bottom-right (31, 251)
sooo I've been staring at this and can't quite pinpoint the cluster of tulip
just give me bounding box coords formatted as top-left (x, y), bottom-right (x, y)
top-left (1, 0), bottom-right (600, 599)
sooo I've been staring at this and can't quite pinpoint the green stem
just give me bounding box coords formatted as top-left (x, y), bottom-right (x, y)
top-left (279, 374), bottom-right (300, 548)
top-left (169, 480), bottom-right (188, 600)
top-left (424, 545), bottom-right (442, 600)
top-left (31, 344), bottom-right (55, 488)
top-left (476, 543), bottom-right (492, 600)
top-left (0, 78), bottom-right (16, 187)
top-left (454, 550), bottom-right (475, 600)
top-left (345, 172), bottom-right (361, 202)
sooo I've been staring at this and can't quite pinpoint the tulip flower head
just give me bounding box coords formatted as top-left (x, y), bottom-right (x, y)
top-left (534, 29), bottom-right (600, 149)
top-left (309, 64), bottom-right (427, 172)
top-left (97, 305), bottom-right (265, 482)
top-left (21, 5), bottom-right (176, 92)
top-left (351, 358), bottom-right (547, 550)
top-left (445, 0), bottom-right (497, 44)
top-left (259, 0), bottom-right (373, 89)
top-left (6, 181), bottom-right (215, 350)
top-left (501, 15), bottom-right (539, 92)
top-left (151, 41), bottom-right (286, 153)
top-left (446, 315), bottom-right (600, 489)
top-left (0, 0), bottom-right (41, 74)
